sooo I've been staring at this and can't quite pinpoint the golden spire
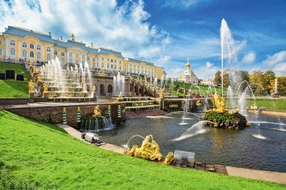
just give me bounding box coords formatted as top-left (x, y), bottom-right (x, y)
top-left (186, 57), bottom-right (191, 69)
top-left (70, 33), bottom-right (75, 41)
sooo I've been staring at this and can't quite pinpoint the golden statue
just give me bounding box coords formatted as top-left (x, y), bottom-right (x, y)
top-left (44, 83), bottom-right (48, 93)
top-left (213, 91), bottom-right (225, 112)
top-left (250, 104), bottom-right (258, 110)
top-left (196, 100), bottom-right (202, 107)
top-left (29, 80), bottom-right (34, 92)
top-left (164, 152), bottom-right (174, 165)
top-left (93, 85), bottom-right (96, 93)
top-left (93, 105), bottom-right (101, 117)
top-left (117, 92), bottom-right (124, 102)
top-left (127, 135), bottom-right (162, 161)
top-left (159, 90), bottom-right (164, 99)
top-left (70, 33), bottom-right (75, 40)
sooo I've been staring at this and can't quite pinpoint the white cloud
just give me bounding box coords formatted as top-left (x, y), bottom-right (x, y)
top-left (206, 61), bottom-right (213, 68)
top-left (262, 51), bottom-right (286, 65)
top-left (161, 0), bottom-right (210, 8)
top-left (0, 0), bottom-right (170, 61)
top-left (194, 62), bottom-right (219, 79)
top-left (165, 67), bottom-right (184, 78)
top-left (272, 62), bottom-right (286, 76)
top-left (241, 52), bottom-right (256, 64)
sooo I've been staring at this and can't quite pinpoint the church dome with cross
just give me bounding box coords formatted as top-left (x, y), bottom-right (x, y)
top-left (178, 58), bottom-right (198, 83)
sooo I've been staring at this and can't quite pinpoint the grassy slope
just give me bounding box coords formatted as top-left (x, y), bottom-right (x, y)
top-left (0, 80), bottom-right (28, 98)
top-left (0, 62), bottom-right (31, 80)
top-left (0, 111), bottom-right (284, 189)
top-left (0, 62), bottom-right (30, 98)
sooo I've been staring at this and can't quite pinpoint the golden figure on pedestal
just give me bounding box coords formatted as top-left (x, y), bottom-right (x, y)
top-left (127, 135), bottom-right (162, 161)
top-left (93, 105), bottom-right (101, 117)
top-left (29, 80), bottom-right (34, 92)
top-left (164, 152), bottom-right (174, 165)
top-left (213, 91), bottom-right (225, 112)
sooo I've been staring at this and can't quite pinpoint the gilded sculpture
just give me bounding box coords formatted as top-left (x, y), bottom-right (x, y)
top-left (93, 85), bottom-right (96, 93)
top-left (29, 80), bottom-right (34, 92)
top-left (93, 105), bottom-right (101, 117)
top-left (164, 152), bottom-right (174, 165)
top-left (213, 91), bottom-right (225, 112)
top-left (127, 135), bottom-right (162, 161)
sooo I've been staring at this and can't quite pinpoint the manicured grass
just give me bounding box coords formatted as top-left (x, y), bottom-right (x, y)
top-left (0, 62), bottom-right (31, 80)
top-left (246, 98), bottom-right (286, 111)
top-left (0, 110), bottom-right (284, 189)
top-left (0, 80), bottom-right (28, 98)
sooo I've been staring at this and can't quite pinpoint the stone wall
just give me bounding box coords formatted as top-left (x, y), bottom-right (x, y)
top-left (5, 103), bottom-right (126, 128)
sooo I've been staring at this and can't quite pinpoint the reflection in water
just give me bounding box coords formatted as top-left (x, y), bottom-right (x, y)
top-left (97, 113), bottom-right (286, 172)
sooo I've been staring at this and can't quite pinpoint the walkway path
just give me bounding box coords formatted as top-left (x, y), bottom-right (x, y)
top-left (57, 124), bottom-right (126, 154)
top-left (57, 124), bottom-right (286, 185)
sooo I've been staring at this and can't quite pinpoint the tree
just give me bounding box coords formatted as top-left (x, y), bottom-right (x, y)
top-left (214, 70), bottom-right (221, 86)
top-left (249, 70), bottom-right (264, 94)
top-left (263, 70), bottom-right (275, 94)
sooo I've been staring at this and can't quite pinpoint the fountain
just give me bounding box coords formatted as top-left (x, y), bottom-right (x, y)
top-left (33, 58), bottom-right (94, 101)
top-left (113, 72), bottom-right (125, 96)
top-left (127, 135), bottom-right (162, 161)
top-left (80, 105), bottom-right (113, 132)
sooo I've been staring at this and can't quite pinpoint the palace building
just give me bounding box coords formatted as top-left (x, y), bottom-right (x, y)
top-left (0, 26), bottom-right (164, 78)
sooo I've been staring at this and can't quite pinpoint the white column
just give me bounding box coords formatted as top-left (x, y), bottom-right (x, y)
top-left (66, 51), bottom-right (69, 64)
top-left (51, 47), bottom-right (54, 59)
top-left (18, 41), bottom-right (22, 59)
top-left (42, 45), bottom-right (44, 62)
top-left (5, 37), bottom-right (8, 58)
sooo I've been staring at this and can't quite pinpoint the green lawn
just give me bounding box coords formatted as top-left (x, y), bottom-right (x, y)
top-left (246, 98), bottom-right (286, 110)
top-left (0, 62), bottom-right (31, 80)
top-left (0, 110), bottom-right (284, 189)
top-left (0, 80), bottom-right (28, 98)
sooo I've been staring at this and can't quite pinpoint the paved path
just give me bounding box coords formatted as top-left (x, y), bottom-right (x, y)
top-left (57, 124), bottom-right (126, 154)
top-left (226, 166), bottom-right (286, 185)
top-left (57, 123), bottom-right (286, 185)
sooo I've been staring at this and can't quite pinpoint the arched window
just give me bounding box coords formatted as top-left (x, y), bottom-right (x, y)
top-left (76, 53), bottom-right (79, 58)
top-left (0, 40), bottom-right (2, 44)
top-left (22, 50), bottom-right (27, 57)
top-left (61, 52), bottom-right (65, 56)
top-left (37, 52), bottom-right (41, 59)
top-left (10, 40), bottom-right (15, 46)
top-left (69, 52), bottom-right (73, 57)
top-left (100, 84), bottom-right (105, 96)
top-left (61, 58), bottom-right (64, 64)
top-left (0, 48), bottom-right (2, 56)
top-left (37, 45), bottom-right (41, 50)
top-left (107, 63), bottom-right (110, 68)
top-left (108, 85), bottom-right (113, 94)
top-left (69, 58), bottom-right (73, 63)
top-left (76, 59), bottom-right (79, 64)
top-left (82, 60), bottom-right (84, 64)
top-left (30, 43), bottom-right (34, 49)
top-left (10, 48), bottom-right (15, 55)
top-left (92, 57), bottom-right (95, 61)
top-left (114, 64), bottom-right (117, 69)
top-left (47, 47), bottom-right (50, 52)
top-left (54, 50), bottom-right (57, 55)
top-left (47, 54), bottom-right (50, 60)
top-left (30, 51), bottom-right (34, 58)
top-left (22, 42), bottom-right (27, 48)
top-left (82, 54), bottom-right (85, 59)
top-left (87, 56), bottom-right (90, 60)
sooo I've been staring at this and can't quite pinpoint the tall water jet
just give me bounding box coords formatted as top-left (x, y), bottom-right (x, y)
top-left (84, 61), bottom-right (93, 96)
top-left (220, 18), bottom-right (237, 96)
top-left (274, 78), bottom-right (278, 94)
top-left (113, 72), bottom-right (125, 96)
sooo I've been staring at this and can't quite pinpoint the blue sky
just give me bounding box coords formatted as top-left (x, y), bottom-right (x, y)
top-left (1, 0), bottom-right (286, 78)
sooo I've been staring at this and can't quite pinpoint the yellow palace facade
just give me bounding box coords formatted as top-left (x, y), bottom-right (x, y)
top-left (0, 26), bottom-right (164, 78)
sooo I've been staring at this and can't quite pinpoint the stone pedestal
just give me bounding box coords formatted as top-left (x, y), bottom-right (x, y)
top-left (29, 92), bottom-right (35, 98)
top-left (43, 92), bottom-right (48, 98)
